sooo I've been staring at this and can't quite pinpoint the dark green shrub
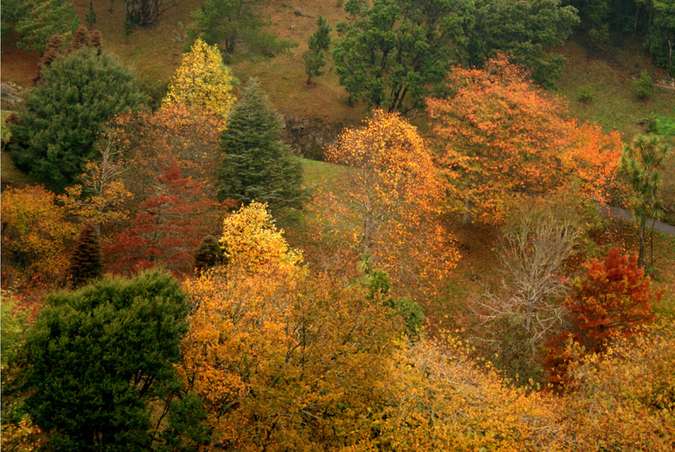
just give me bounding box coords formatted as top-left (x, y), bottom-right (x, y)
top-left (634, 70), bottom-right (655, 101)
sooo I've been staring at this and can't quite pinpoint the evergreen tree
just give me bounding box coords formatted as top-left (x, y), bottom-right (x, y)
top-left (303, 16), bottom-right (331, 85)
top-left (69, 224), bottom-right (103, 287)
top-left (194, 235), bottom-right (226, 273)
top-left (9, 48), bottom-right (145, 190)
top-left (218, 79), bottom-right (304, 211)
top-left (17, 271), bottom-right (205, 450)
top-left (621, 134), bottom-right (671, 267)
top-left (14, 0), bottom-right (79, 52)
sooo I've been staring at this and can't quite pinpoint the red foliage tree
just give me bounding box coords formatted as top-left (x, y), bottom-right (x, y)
top-left (104, 158), bottom-right (222, 276)
top-left (546, 248), bottom-right (658, 388)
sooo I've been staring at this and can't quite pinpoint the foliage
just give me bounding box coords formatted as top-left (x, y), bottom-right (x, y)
top-left (162, 38), bottom-right (237, 124)
top-left (124, 0), bottom-right (164, 27)
top-left (179, 266), bottom-right (401, 448)
top-left (9, 48), bottom-right (145, 190)
top-left (219, 201), bottom-right (302, 274)
top-left (0, 293), bottom-right (29, 370)
top-left (317, 110), bottom-right (460, 296)
top-left (467, 0), bottom-right (579, 87)
top-left (546, 248), bottom-right (658, 387)
top-left (58, 131), bottom-right (133, 232)
top-left (427, 55), bottom-right (622, 224)
top-left (105, 158), bottom-right (222, 276)
top-left (14, 0), bottom-right (79, 52)
top-left (557, 324), bottom-right (675, 450)
top-left (189, 0), bottom-right (266, 54)
top-left (1, 186), bottom-right (78, 290)
top-left (646, 0), bottom-right (675, 75)
top-left (194, 235), bottom-right (226, 274)
top-left (333, 0), bottom-right (472, 111)
top-left (303, 16), bottom-right (331, 85)
top-left (621, 134), bottom-right (671, 267)
top-left (218, 79), bottom-right (305, 211)
top-left (17, 271), bottom-right (195, 450)
top-left (633, 70), bottom-right (654, 100)
top-left (68, 224), bottom-right (103, 288)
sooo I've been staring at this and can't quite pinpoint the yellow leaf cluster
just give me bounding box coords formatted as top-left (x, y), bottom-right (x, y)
top-left (162, 38), bottom-right (236, 125)
top-left (219, 201), bottom-right (302, 274)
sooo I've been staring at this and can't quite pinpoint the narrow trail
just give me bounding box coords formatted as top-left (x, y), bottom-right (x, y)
top-left (598, 204), bottom-right (675, 236)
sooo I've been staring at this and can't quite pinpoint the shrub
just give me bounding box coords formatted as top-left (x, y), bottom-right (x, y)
top-left (576, 86), bottom-right (594, 104)
top-left (633, 70), bottom-right (654, 100)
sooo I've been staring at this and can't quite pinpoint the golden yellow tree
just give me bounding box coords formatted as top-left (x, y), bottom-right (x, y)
top-left (162, 38), bottom-right (236, 124)
top-left (219, 201), bottom-right (302, 274)
top-left (315, 110), bottom-right (460, 296)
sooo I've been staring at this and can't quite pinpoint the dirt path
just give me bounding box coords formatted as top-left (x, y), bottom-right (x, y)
top-left (599, 204), bottom-right (675, 236)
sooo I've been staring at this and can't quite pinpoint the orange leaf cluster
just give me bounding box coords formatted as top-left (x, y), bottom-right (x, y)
top-left (427, 54), bottom-right (622, 224)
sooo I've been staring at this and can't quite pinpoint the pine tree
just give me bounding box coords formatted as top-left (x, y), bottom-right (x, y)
top-left (194, 235), bottom-right (226, 273)
top-left (303, 16), bottom-right (331, 85)
top-left (15, 0), bottom-right (79, 52)
top-left (69, 224), bottom-right (103, 287)
top-left (218, 79), bottom-right (304, 211)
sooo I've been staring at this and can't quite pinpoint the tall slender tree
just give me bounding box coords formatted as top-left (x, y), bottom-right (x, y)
top-left (303, 16), bottom-right (331, 85)
top-left (69, 224), bottom-right (103, 288)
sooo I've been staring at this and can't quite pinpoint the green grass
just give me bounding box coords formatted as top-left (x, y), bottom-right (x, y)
top-left (557, 41), bottom-right (675, 138)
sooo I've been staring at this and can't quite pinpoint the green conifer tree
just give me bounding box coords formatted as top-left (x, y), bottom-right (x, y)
top-left (194, 235), bottom-right (226, 273)
top-left (303, 16), bottom-right (331, 85)
top-left (69, 225), bottom-right (103, 287)
top-left (218, 79), bottom-right (304, 211)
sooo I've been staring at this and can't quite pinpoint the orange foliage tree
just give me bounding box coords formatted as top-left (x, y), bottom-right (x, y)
top-left (546, 247), bottom-right (658, 387)
top-left (426, 54), bottom-right (622, 224)
top-left (1, 186), bottom-right (78, 290)
top-left (314, 110), bottom-right (460, 295)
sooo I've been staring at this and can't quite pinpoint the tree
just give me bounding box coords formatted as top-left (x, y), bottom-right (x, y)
top-left (194, 235), bottom-right (225, 273)
top-left (105, 158), bottom-right (223, 276)
top-left (219, 201), bottom-right (302, 274)
top-left (621, 134), bottom-right (671, 267)
top-left (303, 16), bottom-right (331, 85)
top-left (14, 0), bottom-right (79, 52)
top-left (9, 48), bottom-right (145, 190)
top-left (189, 0), bottom-right (265, 54)
top-left (124, 0), bottom-right (164, 27)
top-left (546, 248), bottom-right (658, 387)
top-left (1, 186), bottom-right (78, 290)
top-left (317, 110), bottom-right (460, 296)
top-left (17, 271), bottom-right (199, 450)
top-left (218, 79), bottom-right (304, 211)
top-left (333, 0), bottom-right (472, 111)
top-left (427, 55), bottom-right (622, 224)
top-left (467, 0), bottom-right (579, 87)
top-left (647, 0), bottom-right (675, 75)
top-left (162, 38), bottom-right (237, 124)
top-left (68, 224), bottom-right (103, 287)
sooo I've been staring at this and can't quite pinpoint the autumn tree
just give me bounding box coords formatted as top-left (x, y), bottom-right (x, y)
top-left (68, 225), bottom-right (103, 288)
top-left (162, 38), bottom-right (236, 124)
top-left (1, 186), bottom-right (78, 289)
top-left (621, 134), bottom-right (671, 267)
top-left (303, 16), bottom-right (331, 85)
top-left (105, 158), bottom-right (222, 276)
top-left (218, 79), bottom-right (304, 211)
top-left (17, 271), bottom-right (201, 450)
top-left (427, 55), bottom-right (622, 224)
top-left (546, 248), bottom-right (658, 387)
top-left (317, 109), bottom-right (459, 296)
top-left (9, 48), bottom-right (145, 190)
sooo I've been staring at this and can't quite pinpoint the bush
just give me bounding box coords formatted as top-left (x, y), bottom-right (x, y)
top-left (576, 86), bottom-right (594, 104)
top-left (633, 70), bottom-right (654, 101)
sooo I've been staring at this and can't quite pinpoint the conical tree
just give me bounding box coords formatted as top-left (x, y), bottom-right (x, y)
top-left (194, 235), bottom-right (226, 274)
top-left (218, 79), bottom-right (304, 211)
top-left (69, 224), bottom-right (102, 287)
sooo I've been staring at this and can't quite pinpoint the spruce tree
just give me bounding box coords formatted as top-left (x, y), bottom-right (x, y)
top-left (303, 16), bottom-right (331, 85)
top-left (218, 79), bottom-right (304, 211)
top-left (69, 224), bottom-right (103, 287)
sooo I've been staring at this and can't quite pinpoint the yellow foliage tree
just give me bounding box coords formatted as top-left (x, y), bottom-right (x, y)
top-left (219, 201), bottom-right (302, 274)
top-left (315, 109), bottom-right (460, 296)
top-left (162, 38), bottom-right (236, 124)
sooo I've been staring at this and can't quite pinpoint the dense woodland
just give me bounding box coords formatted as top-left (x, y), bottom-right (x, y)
top-left (0, 0), bottom-right (674, 450)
